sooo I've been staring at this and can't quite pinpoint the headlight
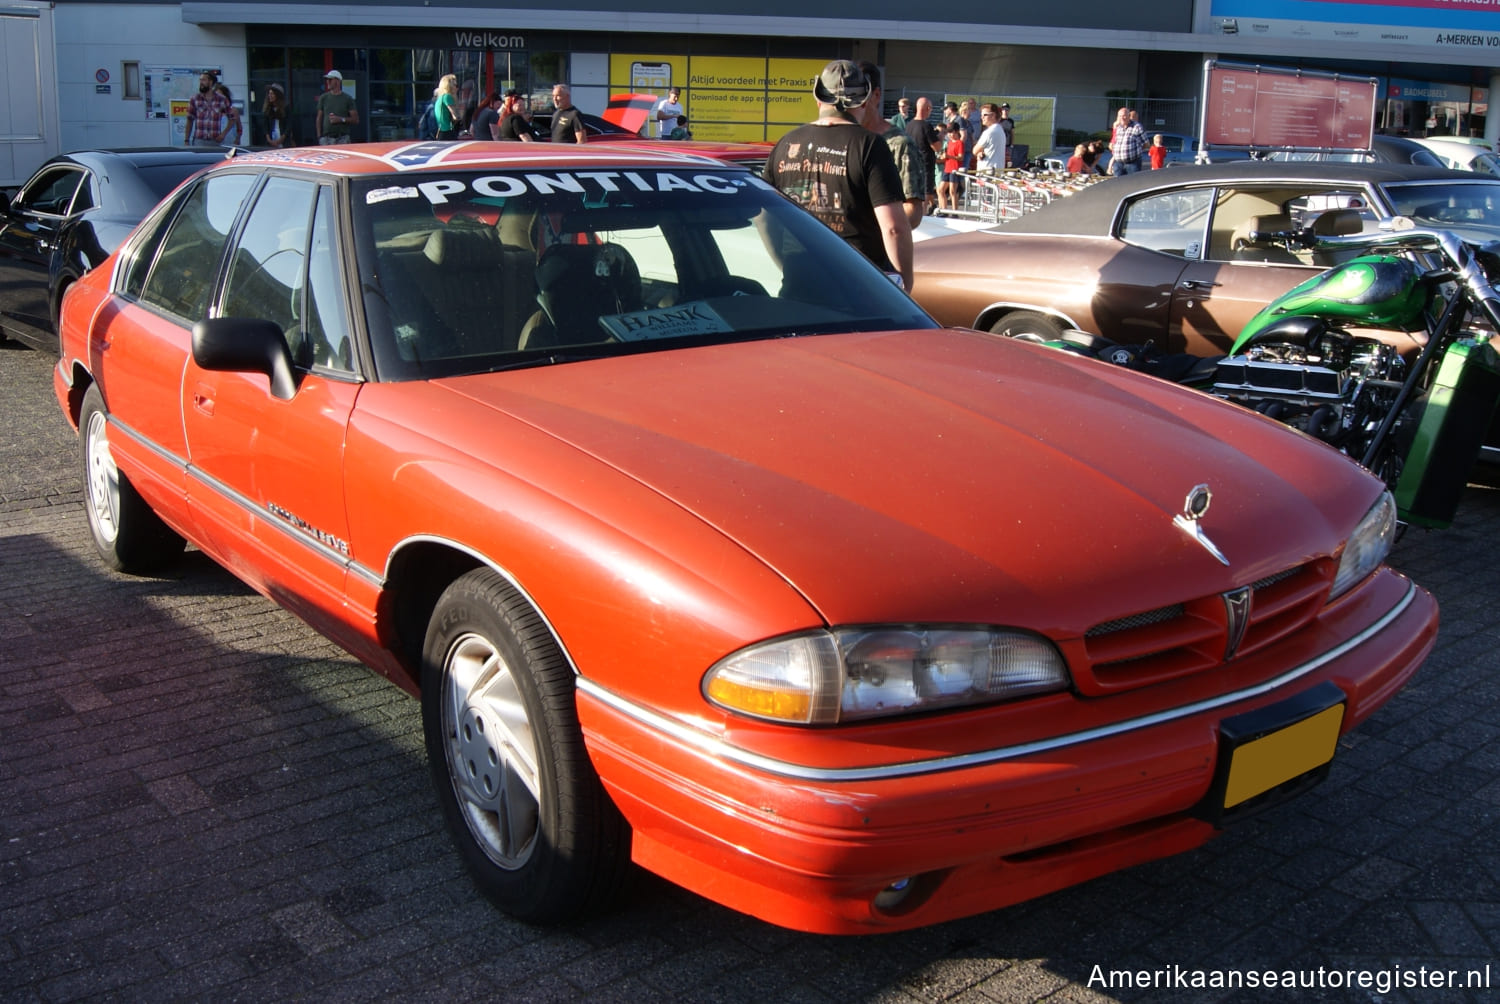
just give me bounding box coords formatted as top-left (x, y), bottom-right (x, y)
top-left (1331, 491), bottom-right (1397, 599)
top-left (703, 627), bottom-right (1070, 725)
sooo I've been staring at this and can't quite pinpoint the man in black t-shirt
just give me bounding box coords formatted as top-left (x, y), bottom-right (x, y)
top-left (905, 96), bottom-right (940, 210)
top-left (550, 83), bottom-right (586, 144)
top-left (997, 102), bottom-right (1016, 164)
top-left (766, 60), bottom-right (913, 290)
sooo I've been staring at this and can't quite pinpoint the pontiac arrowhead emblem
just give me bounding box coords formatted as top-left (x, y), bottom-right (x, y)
top-left (1173, 483), bottom-right (1230, 565)
top-left (1222, 586), bottom-right (1252, 659)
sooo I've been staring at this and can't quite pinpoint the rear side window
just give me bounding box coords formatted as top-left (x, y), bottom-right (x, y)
top-left (1119, 189), bottom-right (1212, 259)
top-left (18, 167), bottom-right (88, 216)
top-left (1286, 191), bottom-right (1378, 230)
top-left (136, 173), bottom-right (255, 321)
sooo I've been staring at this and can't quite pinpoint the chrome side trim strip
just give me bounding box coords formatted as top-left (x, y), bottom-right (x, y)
top-left (184, 463), bottom-right (357, 571)
top-left (108, 415), bottom-right (364, 579)
top-left (108, 415), bottom-right (186, 470)
top-left (576, 581), bottom-right (1419, 784)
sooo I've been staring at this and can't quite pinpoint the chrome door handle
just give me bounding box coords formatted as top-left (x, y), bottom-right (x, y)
top-left (1178, 279), bottom-right (1220, 291)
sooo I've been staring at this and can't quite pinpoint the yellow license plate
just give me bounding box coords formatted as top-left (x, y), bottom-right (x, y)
top-left (1222, 703), bottom-right (1344, 809)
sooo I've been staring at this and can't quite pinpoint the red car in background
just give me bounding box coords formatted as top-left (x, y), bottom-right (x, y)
top-left (54, 141), bottom-right (1435, 934)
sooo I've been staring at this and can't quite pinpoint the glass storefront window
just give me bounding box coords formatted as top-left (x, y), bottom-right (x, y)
top-left (532, 52), bottom-right (563, 109)
top-left (245, 44), bottom-right (554, 144)
top-left (371, 48), bottom-right (411, 81)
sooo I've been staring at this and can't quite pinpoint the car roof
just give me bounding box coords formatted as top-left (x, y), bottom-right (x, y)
top-left (639, 139), bottom-right (770, 164)
top-left (212, 141), bottom-right (757, 178)
top-left (48, 148), bottom-right (232, 172)
top-left (998, 160), bottom-right (1485, 235)
top-left (1413, 136), bottom-right (1492, 160)
top-left (1370, 134), bottom-right (1431, 155)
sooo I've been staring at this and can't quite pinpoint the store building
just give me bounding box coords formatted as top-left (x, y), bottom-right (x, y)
top-left (5, 0), bottom-right (1500, 185)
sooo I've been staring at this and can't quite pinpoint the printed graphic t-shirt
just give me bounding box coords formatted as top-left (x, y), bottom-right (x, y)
top-left (766, 121), bottom-right (904, 272)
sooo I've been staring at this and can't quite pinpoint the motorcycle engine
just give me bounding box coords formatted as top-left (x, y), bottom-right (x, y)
top-left (1210, 332), bottom-right (1407, 454)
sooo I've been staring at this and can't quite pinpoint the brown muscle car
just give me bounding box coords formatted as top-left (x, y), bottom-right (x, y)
top-left (912, 162), bottom-right (1500, 356)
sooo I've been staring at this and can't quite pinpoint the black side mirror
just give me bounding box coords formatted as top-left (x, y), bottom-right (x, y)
top-left (191, 317), bottom-right (297, 399)
top-left (0, 191), bottom-right (11, 216)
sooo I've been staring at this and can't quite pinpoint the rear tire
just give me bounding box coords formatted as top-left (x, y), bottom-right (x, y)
top-left (422, 568), bottom-right (631, 924)
top-left (989, 310), bottom-right (1066, 342)
top-left (79, 384), bottom-right (185, 574)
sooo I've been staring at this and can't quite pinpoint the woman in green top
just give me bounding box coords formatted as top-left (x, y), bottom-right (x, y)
top-left (435, 74), bottom-right (459, 140)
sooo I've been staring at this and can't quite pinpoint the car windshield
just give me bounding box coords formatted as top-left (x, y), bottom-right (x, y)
top-left (352, 167), bottom-right (934, 380)
top-left (1381, 180), bottom-right (1500, 240)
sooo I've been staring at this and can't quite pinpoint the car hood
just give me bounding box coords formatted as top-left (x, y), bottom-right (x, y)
top-left (601, 93), bottom-right (656, 134)
top-left (438, 329), bottom-right (1377, 630)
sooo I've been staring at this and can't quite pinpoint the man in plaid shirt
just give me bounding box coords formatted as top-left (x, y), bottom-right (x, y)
top-left (1108, 106), bottom-right (1146, 175)
top-left (185, 71), bottom-right (230, 147)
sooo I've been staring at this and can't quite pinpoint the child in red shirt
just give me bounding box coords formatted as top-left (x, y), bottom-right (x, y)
top-left (938, 122), bottom-right (965, 212)
top-left (1149, 134), bottom-right (1168, 170)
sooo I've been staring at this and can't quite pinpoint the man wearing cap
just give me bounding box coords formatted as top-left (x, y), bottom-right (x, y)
top-left (997, 104), bottom-right (1015, 144)
top-left (996, 102), bottom-right (1016, 165)
top-left (316, 70), bottom-right (358, 145)
top-left (766, 60), bottom-right (913, 291)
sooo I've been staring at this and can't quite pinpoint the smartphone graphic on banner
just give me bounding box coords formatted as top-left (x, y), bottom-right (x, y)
top-left (631, 61), bottom-right (671, 95)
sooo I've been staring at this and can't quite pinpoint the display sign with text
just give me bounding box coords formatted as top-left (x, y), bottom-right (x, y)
top-left (1202, 60), bottom-right (1377, 152)
top-left (610, 54), bottom-right (827, 142)
top-left (1208, 0), bottom-right (1500, 51)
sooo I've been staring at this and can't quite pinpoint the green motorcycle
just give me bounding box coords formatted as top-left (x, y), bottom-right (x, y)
top-left (1065, 224), bottom-right (1500, 528)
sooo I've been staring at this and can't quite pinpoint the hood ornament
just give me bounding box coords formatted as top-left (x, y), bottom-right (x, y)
top-left (1173, 483), bottom-right (1229, 566)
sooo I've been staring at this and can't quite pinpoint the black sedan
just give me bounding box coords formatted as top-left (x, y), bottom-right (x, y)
top-left (0, 148), bottom-right (227, 352)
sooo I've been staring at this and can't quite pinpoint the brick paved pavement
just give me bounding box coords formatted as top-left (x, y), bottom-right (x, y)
top-left (2, 339), bottom-right (1498, 1002)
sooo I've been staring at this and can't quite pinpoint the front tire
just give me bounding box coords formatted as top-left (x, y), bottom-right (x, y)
top-left (422, 568), bottom-right (630, 924)
top-left (989, 310), bottom-right (1066, 342)
top-left (79, 384), bottom-right (185, 573)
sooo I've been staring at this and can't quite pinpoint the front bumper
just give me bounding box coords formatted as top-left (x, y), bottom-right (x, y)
top-left (577, 570), bottom-right (1437, 934)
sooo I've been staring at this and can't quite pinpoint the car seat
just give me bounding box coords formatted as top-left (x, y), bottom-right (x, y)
top-left (414, 228), bottom-right (537, 354)
top-left (1229, 214), bottom-right (1304, 264)
top-left (517, 242), bottom-right (643, 350)
top-left (1309, 208), bottom-right (1364, 268)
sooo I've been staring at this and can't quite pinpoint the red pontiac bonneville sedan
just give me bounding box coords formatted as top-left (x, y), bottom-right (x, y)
top-left (54, 141), bottom-right (1437, 934)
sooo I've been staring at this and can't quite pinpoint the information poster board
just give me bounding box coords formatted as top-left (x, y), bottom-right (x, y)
top-left (1201, 60), bottom-right (1377, 152)
top-left (609, 54), bottom-right (827, 142)
top-left (145, 66), bottom-right (220, 145)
